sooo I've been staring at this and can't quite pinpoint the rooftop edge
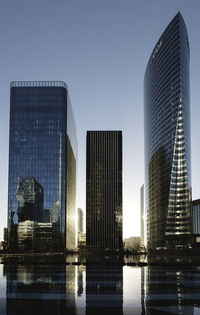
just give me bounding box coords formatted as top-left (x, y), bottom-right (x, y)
top-left (10, 81), bottom-right (68, 89)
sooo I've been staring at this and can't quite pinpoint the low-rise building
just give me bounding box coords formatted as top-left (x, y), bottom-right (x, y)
top-left (124, 237), bottom-right (141, 250)
top-left (78, 233), bottom-right (86, 248)
top-left (192, 199), bottom-right (200, 246)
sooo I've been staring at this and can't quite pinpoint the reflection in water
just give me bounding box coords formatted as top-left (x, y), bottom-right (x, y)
top-left (2, 260), bottom-right (200, 314)
top-left (4, 264), bottom-right (77, 315)
top-left (66, 264), bottom-right (77, 314)
top-left (86, 257), bottom-right (123, 314)
top-left (142, 266), bottom-right (200, 314)
top-left (77, 266), bottom-right (84, 296)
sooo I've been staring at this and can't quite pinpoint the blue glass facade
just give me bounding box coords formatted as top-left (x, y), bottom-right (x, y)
top-left (8, 81), bottom-right (77, 251)
top-left (144, 13), bottom-right (192, 249)
top-left (192, 199), bottom-right (200, 235)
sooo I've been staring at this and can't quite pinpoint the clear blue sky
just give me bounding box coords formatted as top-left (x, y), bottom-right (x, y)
top-left (0, 0), bottom-right (200, 240)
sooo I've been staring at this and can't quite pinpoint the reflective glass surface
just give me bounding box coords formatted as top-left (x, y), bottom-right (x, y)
top-left (144, 13), bottom-right (192, 249)
top-left (1, 256), bottom-right (200, 314)
top-left (192, 199), bottom-right (200, 234)
top-left (8, 81), bottom-right (77, 252)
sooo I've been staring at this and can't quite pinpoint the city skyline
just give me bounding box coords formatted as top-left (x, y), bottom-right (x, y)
top-left (1, 1), bottom-right (200, 241)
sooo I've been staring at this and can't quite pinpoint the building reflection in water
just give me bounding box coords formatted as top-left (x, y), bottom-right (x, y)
top-left (4, 260), bottom-right (200, 314)
top-left (141, 265), bottom-right (200, 314)
top-left (77, 265), bottom-right (84, 296)
top-left (4, 263), bottom-right (77, 315)
top-left (86, 256), bottom-right (123, 314)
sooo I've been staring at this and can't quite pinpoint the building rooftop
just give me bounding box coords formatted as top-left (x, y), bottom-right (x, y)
top-left (10, 81), bottom-right (68, 89)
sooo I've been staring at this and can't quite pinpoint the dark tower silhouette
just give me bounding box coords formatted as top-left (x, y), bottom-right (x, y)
top-left (86, 131), bottom-right (123, 250)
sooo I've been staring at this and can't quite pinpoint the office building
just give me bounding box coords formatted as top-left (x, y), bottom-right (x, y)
top-left (144, 13), bottom-right (192, 249)
top-left (78, 208), bottom-right (84, 233)
top-left (192, 199), bottom-right (200, 235)
top-left (78, 208), bottom-right (85, 248)
top-left (86, 131), bottom-right (122, 250)
top-left (78, 232), bottom-right (86, 248)
top-left (140, 185), bottom-right (145, 246)
top-left (8, 81), bottom-right (77, 251)
top-left (3, 228), bottom-right (8, 250)
top-left (124, 236), bottom-right (141, 250)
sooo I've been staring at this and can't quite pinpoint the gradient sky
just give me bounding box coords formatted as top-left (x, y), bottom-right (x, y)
top-left (0, 0), bottom-right (200, 241)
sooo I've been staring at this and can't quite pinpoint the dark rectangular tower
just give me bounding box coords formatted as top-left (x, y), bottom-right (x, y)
top-left (86, 131), bottom-right (123, 250)
top-left (8, 81), bottom-right (77, 252)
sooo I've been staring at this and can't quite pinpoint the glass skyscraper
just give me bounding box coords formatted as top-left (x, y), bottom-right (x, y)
top-left (78, 208), bottom-right (84, 233)
top-left (8, 81), bottom-right (77, 252)
top-left (192, 199), bottom-right (200, 235)
top-left (144, 13), bottom-right (192, 249)
top-left (86, 131), bottom-right (123, 250)
top-left (140, 184), bottom-right (144, 247)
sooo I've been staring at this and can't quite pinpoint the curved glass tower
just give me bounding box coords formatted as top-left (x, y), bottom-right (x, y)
top-left (144, 13), bottom-right (192, 249)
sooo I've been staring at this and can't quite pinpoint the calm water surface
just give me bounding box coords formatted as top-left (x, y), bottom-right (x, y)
top-left (0, 259), bottom-right (200, 314)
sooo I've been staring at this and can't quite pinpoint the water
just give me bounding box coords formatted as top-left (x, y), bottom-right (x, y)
top-left (0, 259), bottom-right (200, 314)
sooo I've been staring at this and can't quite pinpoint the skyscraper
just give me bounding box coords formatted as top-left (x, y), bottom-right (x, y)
top-left (78, 208), bottom-right (84, 233)
top-left (86, 131), bottom-right (123, 250)
top-left (140, 184), bottom-right (144, 247)
top-left (144, 13), bottom-right (192, 249)
top-left (192, 199), bottom-right (200, 235)
top-left (8, 81), bottom-right (77, 252)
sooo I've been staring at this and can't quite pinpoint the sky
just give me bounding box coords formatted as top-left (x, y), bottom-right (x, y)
top-left (0, 0), bottom-right (200, 241)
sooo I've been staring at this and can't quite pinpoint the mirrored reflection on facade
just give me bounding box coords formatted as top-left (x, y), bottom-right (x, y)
top-left (16, 177), bottom-right (52, 251)
top-left (86, 257), bottom-right (123, 314)
top-left (142, 265), bottom-right (200, 314)
top-left (8, 81), bottom-right (77, 252)
top-left (147, 147), bottom-right (170, 249)
top-left (4, 263), bottom-right (78, 315)
top-left (144, 13), bottom-right (192, 250)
